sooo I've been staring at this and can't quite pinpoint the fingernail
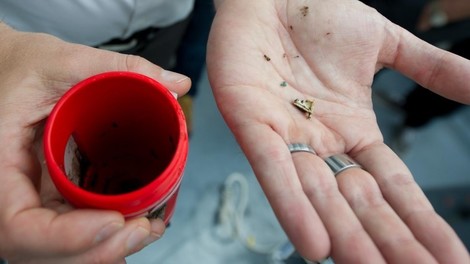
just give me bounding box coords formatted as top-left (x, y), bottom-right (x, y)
top-left (143, 232), bottom-right (161, 246)
top-left (161, 70), bottom-right (189, 84)
top-left (150, 218), bottom-right (166, 236)
top-left (94, 222), bottom-right (124, 244)
top-left (171, 91), bottom-right (178, 99)
top-left (127, 227), bottom-right (150, 251)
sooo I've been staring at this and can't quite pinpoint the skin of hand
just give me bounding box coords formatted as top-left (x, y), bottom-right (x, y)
top-left (417, 0), bottom-right (470, 31)
top-left (207, 0), bottom-right (470, 263)
top-left (0, 23), bottom-right (190, 264)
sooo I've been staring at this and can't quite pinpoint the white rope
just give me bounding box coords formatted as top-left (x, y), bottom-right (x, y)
top-left (216, 172), bottom-right (335, 263)
top-left (216, 172), bottom-right (281, 254)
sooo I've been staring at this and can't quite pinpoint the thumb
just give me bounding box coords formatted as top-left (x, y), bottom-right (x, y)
top-left (2, 24), bottom-right (192, 97)
top-left (110, 52), bottom-right (192, 97)
top-left (62, 44), bottom-right (192, 97)
top-left (5, 208), bottom-right (125, 260)
top-left (381, 24), bottom-right (470, 103)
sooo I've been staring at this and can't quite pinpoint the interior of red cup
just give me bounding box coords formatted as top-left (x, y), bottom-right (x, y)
top-left (47, 72), bottom-right (181, 195)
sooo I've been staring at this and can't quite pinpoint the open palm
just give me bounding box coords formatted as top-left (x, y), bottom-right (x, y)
top-left (207, 0), bottom-right (470, 263)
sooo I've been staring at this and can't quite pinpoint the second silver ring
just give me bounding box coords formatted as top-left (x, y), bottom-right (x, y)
top-left (324, 154), bottom-right (361, 176)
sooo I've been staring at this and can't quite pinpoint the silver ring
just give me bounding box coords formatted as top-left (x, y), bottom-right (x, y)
top-left (288, 143), bottom-right (317, 155)
top-left (324, 154), bottom-right (361, 176)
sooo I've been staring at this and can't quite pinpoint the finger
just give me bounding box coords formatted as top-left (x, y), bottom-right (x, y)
top-left (2, 153), bottom-right (162, 263)
top-left (0, 167), bottom-right (124, 260)
top-left (237, 124), bottom-right (330, 260)
top-left (335, 152), bottom-right (437, 263)
top-left (0, 165), bottom-right (126, 260)
top-left (74, 217), bottom-right (164, 264)
top-left (292, 152), bottom-right (385, 263)
top-left (7, 30), bottom-right (191, 97)
top-left (3, 206), bottom-right (125, 259)
top-left (118, 54), bottom-right (192, 97)
top-left (74, 46), bottom-right (192, 97)
top-left (355, 144), bottom-right (470, 263)
top-left (24, 217), bottom-right (164, 264)
top-left (125, 218), bottom-right (165, 256)
top-left (381, 24), bottom-right (470, 103)
top-left (37, 39), bottom-right (191, 97)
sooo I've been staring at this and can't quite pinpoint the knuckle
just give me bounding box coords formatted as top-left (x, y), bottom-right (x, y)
top-left (337, 172), bottom-right (384, 210)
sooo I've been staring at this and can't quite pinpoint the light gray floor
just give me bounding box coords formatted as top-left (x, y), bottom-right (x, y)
top-left (127, 69), bottom-right (470, 264)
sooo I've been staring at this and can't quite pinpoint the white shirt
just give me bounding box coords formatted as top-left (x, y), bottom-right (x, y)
top-left (0, 0), bottom-right (194, 46)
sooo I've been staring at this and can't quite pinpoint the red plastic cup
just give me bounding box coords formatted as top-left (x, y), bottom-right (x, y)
top-left (43, 71), bottom-right (188, 224)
